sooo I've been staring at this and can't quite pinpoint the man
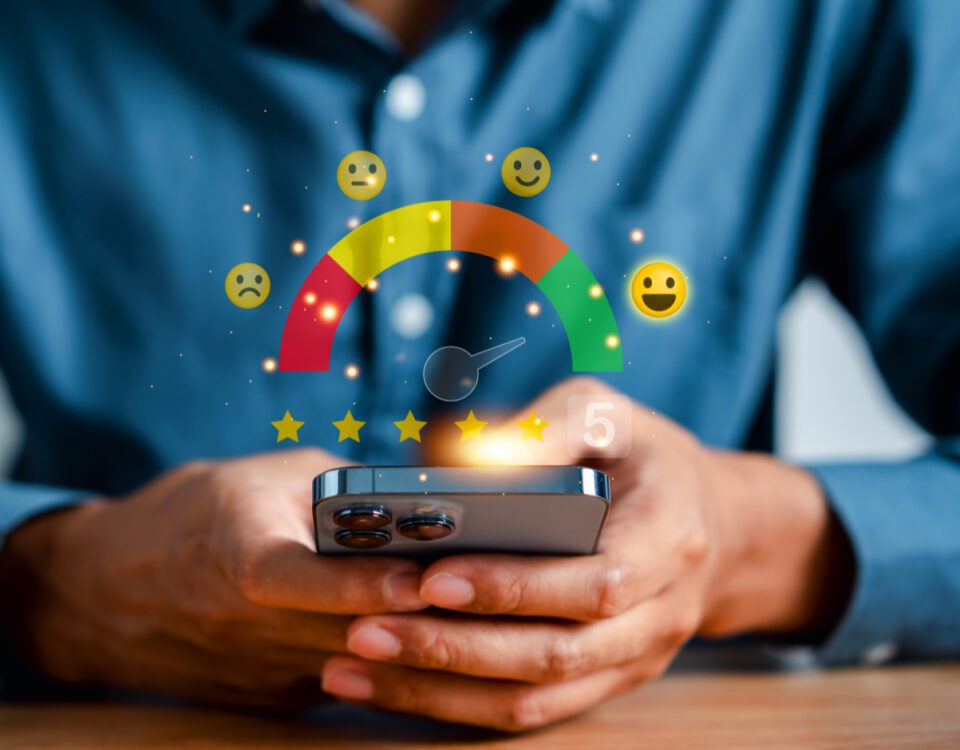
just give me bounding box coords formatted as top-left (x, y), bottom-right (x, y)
top-left (0, 0), bottom-right (958, 732)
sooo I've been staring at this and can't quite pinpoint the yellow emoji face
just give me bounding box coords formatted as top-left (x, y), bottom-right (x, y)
top-left (631, 262), bottom-right (687, 318)
top-left (337, 150), bottom-right (386, 200)
top-left (225, 262), bottom-right (270, 309)
top-left (502, 147), bottom-right (551, 197)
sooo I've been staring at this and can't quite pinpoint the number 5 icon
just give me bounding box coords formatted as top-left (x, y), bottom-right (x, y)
top-left (567, 394), bottom-right (631, 458)
top-left (583, 402), bottom-right (616, 448)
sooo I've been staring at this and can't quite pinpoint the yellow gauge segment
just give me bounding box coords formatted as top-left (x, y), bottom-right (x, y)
top-left (328, 201), bottom-right (452, 286)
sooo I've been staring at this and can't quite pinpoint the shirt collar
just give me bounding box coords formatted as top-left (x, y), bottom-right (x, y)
top-left (216, 0), bottom-right (615, 38)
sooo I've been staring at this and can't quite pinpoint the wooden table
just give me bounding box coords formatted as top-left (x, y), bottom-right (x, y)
top-left (2, 665), bottom-right (958, 749)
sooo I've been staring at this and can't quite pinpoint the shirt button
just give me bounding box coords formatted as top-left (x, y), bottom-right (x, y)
top-left (861, 641), bottom-right (898, 666)
top-left (385, 74), bottom-right (426, 121)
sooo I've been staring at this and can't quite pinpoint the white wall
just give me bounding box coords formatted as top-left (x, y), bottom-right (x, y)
top-left (0, 279), bottom-right (931, 476)
top-left (776, 280), bottom-right (930, 462)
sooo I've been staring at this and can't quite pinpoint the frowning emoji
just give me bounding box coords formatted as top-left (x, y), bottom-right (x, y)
top-left (225, 262), bottom-right (270, 309)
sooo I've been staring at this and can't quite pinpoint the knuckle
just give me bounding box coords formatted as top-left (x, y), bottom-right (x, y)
top-left (388, 673), bottom-right (430, 714)
top-left (680, 527), bottom-right (709, 567)
top-left (593, 562), bottom-right (632, 619)
top-left (408, 625), bottom-right (456, 670)
top-left (486, 571), bottom-right (526, 614)
top-left (540, 635), bottom-right (587, 681)
top-left (501, 689), bottom-right (551, 732)
top-left (231, 545), bottom-right (268, 604)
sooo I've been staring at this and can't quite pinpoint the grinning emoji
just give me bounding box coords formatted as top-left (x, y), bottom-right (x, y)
top-left (631, 261), bottom-right (687, 319)
top-left (501, 147), bottom-right (551, 197)
top-left (225, 262), bottom-right (271, 309)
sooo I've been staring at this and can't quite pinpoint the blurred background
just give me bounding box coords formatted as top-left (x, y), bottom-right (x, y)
top-left (0, 279), bottom-right (931, 473)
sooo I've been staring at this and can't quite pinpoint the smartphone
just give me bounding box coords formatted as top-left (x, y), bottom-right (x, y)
top-left (313, 466), bottom-right (611, 556)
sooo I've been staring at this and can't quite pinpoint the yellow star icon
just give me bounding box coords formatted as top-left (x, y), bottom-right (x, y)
top-left (454, 410), bottom-right (488, 442)
top-left (272, 410), bottom-right (304, 443)
top-left (517, 411), bottom-right (548, 441)
top-left (394, 410), bottom-right (427, 443)
top-left (332, 410), bottom-right (365, 443)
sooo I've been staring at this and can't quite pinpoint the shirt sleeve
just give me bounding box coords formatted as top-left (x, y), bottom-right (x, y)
top-left (801, 0), bottom-right (960, 664)
top-left (0, 481), bottom-right (92, 548)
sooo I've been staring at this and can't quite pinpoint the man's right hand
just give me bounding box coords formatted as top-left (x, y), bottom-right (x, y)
top-left (0, 449), bottom-right (427, 708)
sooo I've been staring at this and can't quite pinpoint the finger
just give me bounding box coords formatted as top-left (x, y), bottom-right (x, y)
top-left (416, 501), bottom-right (684, 620)
top-left (344, 595), bottom-right (693, 683)
top-left (321, 655), bottom-right (647, 732)
top-left (102, 631), bottom-right (331, 708)
top-left (225, 536), bottom-right (428, 614)
top-left (202, 607), bottom-right (353, 656)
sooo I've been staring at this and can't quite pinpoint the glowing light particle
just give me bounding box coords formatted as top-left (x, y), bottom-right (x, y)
top-left (290, 240), bottom-right (307, 255)
top-left (366, 279), bottom-right (380, 291)
top-left (498, 256), bottom-right (516, 275)
top-left (605, 334), bottom-right (620, 349)
top-left (629, 228), bottom-right (645, 244)
top-left (589, 284), bottom-right (604, 299)
top-left (346, 216), bottom-right (360, 229)
top-left (446, 258), bottom-right (461, 272)
top-left (242, 203), bottom-right (252, 213)
top-left (484, 153), bottom-right (494, 162)
top-left (344, 363), bottom-right (360, 379)
top-left (427, 209), bottom-right (442, 223)
top-left (262, 357), bottom-right (277, 373)
top-left (526, 301), bottom-right (541, 316)
top-left (320, 303), bottom-right (339, 322)
top-left (304, 292), bottom-right (317, 305)
top-left (390, 293), bottom-right (434, 339)
top-left (589, 153), bottom-right (599, 162)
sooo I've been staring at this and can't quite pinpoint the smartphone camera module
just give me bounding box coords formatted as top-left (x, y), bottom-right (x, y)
top-left (334, 505), bottom-right (392, 530)
top-left (397, 513), bottom-right (455, 541)
top-left (334, 528), bottom-right (392, 549)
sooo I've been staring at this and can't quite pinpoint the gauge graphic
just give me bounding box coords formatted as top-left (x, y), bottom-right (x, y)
top-left (278, 201), bottom-right (622, 373)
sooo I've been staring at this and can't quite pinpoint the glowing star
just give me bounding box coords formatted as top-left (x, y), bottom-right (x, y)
top-left (394, 411), bottom-right (428, 443)
top-left (332, 411), bottom-right (365, 443)
top-left (517, 411), bottom-right (548, 441)
top-left (455, 410), bottom-right (488, 442)
top-left (271, 410), bottom-right (304, 443)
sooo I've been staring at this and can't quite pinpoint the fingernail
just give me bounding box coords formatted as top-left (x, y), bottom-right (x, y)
top-left (421, 573), bottom-right (475, 607)
top-left (322, 663), bottom-right (374, 701)
top-left (384, 571), bottom-right (425, 610)
top-left (348, 623), bottom-right (402, 659)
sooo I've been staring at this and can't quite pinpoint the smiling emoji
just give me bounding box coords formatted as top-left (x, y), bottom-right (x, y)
top-left (631, 261), bottom-right (687, 319)
top-left (501, 147), bottom-right (551, 197)
top-left (225, 262), bottom-right (270, 309)
top-left (337, 150), bottom-right (386, 200)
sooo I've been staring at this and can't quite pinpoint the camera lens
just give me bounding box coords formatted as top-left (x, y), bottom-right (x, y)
top-left (334, 528), bottom-right (391, 549)
top-left (397, 513), bottom-right (455, 541)
top-left (334, 505), bottom-right (392, 530)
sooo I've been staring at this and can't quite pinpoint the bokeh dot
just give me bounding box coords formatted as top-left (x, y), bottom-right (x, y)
top-left (385, 74), bottom-right (427, 121)
top-left (390, 293), bottom-right (434, 339)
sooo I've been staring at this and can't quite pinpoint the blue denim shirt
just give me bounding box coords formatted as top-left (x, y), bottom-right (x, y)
top-left (0, 0), bottom-right (958, 671)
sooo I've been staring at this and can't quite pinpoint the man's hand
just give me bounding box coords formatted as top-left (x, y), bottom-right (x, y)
top-left (0, 449), bottom-right (427, 708)
top-left (322, 378), bottom-right (852, 731)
